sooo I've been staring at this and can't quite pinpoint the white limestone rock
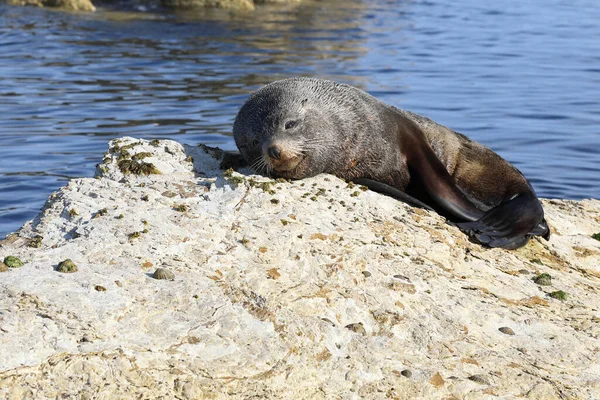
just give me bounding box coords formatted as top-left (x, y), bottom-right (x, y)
top-left (1, 137), bottom-right (599, 399)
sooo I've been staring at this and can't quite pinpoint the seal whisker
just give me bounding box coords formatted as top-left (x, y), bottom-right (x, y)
top-left (251, 157), bottom-right (270, 176)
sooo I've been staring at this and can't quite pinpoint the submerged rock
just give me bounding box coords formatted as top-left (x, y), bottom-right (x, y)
top-left (0, 137), bottom-right (599, 399)
top-left (6, 0), bottom-right (95, 11)
top-left (161, 0), bottom-right (255, 10)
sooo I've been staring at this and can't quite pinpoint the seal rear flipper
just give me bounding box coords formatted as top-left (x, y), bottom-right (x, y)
top-left (530, 219), bottom-right (551, 240)
top-left (456, 192), bottom-right (549, 249)
top-left (353, 178), bottom-right (434, 211)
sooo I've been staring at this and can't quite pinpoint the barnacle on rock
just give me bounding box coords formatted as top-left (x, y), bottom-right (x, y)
top-left (498, 327), bottom-right (515, 335)
top-left (468, 374), bottom-right (490, 385)
top-left (153, 268), bottom-right (175, 280)
top-left (56, 259), bottom-right (78, 273)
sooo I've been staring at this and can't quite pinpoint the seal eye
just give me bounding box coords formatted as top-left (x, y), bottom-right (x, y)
top-left (251, 138), bottom-right (260, 147)
top-left (284, 120), bottom-right (299, 130)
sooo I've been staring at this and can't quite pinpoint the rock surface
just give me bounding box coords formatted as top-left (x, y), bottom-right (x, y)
top-left (3, 0), bottom-right (302, 12)
top-left (160, 0), bottom-right (255, 10)
top-left (6, 0), bottom-right (96, 11)
top-left (1, 137), bottom-right (599, 399)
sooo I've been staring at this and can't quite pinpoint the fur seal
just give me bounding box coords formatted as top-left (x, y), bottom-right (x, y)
top-left (233, 77), bottom-right (550, 249)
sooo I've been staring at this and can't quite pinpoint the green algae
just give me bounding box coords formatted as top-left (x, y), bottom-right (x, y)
top-left (3, 256), bottom-right (23, 268)
top-left (56, 259), bottom-right (78, 273)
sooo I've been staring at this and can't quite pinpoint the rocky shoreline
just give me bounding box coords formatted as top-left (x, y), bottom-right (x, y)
top-left (1, 137), bottom-right (599, 399)
top-left (2, 0), bottom-right (300, 12)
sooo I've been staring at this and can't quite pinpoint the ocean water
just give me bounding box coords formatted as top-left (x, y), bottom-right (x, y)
top-left (1, 0), bottom-right (599, 238)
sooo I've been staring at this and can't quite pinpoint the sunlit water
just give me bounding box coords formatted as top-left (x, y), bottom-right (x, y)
top-left (1, 0), bottom-right (599, 238)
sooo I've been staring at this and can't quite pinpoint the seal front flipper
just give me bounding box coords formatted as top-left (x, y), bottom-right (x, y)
top-left (353, 178), bottom-right (434, 211)
top-left (456, 192), bottom-right (550, 249)
top-left (401, 123), bottom-right (548, 249)
top-left (401, 125), bottom-right (484, 223)
top-left (220, 151), bottom-right (249, 170)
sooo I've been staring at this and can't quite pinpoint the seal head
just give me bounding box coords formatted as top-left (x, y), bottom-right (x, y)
top-left (233, 78), bottom-right (377, 180)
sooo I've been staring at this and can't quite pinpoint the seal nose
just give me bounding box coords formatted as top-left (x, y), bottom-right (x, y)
top-left (267, 145), bottom-right (281, 160)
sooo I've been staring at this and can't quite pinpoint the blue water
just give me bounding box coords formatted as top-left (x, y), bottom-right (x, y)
top-left (1, 0), bottom-right (599, 238)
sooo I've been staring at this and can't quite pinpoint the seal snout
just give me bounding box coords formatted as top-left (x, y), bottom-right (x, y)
top-left (263, 141), bottom-right (304, 173)
top-left (267, 145), bottom-right (281, 160)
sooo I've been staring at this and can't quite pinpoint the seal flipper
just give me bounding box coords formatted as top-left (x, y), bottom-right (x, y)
top-left (401, 127), bottom-right (484, 223)
top-left (353, 178), bottom-right (434, 211)
top-left (456, 192), bottom-right (550, 248)
top-left (401, 123), bottom-right (548, 249)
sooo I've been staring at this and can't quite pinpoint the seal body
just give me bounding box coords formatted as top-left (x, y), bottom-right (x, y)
top-left (233, 77), bottom-right (549, 249)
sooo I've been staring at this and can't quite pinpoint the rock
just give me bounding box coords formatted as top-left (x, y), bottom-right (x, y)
top-left (498, 327), bottom-right (516, 336)
top-left (549, 290), bottom-right (568, 301)
top-left (6, 0), bottom-right (95, 11)
top-left (152, 268), bottom-right (175, 280)
top-left (160, 0), bottom-right (255, 10)
top-left (468, 374), bottom-right (490, 385)
top-left (533, 273), bottom-right (552, 286)
top-left (56, 259), bottom-right (78, 273)
top-left (0, 137), bottom-right (599, 399)
top-left (3, 256), bottom-right (23, 268)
